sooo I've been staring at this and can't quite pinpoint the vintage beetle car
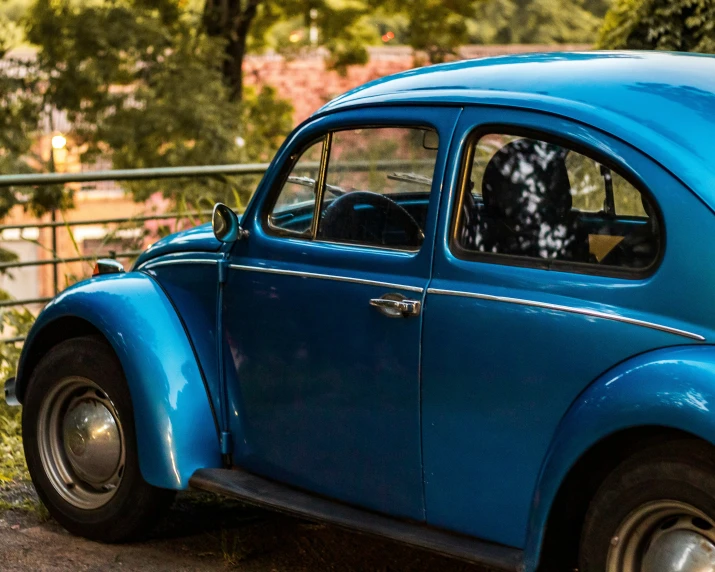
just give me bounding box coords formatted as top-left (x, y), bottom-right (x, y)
top-left (6, 51), bottom-right (715, 572)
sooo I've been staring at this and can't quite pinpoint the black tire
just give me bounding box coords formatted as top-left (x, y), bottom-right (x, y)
top-left (579, 438), bottom-right (715, 571)
top-left (22, 336), bottom-right (175, 542)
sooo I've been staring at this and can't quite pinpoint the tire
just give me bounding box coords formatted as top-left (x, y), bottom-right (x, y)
top-left (22, 336), bottom-right (175, 542)
top-left (579, 438), bottom-right (715, 572)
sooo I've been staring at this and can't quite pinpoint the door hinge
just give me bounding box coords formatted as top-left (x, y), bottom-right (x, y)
top-left (220, 431), bottom-right (233, 455)
top-left (218, 258), bottom-right (228, 284)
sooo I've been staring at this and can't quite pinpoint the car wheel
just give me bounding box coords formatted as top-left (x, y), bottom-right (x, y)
top-left (22, 335), bottom-right (175, 542)
top-left (579, 438), bottom-right (715, 572)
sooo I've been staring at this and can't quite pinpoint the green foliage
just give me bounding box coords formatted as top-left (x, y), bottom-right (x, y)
top-left (598, 0), bottom-right (715, 52)
top-left (0, 48), bottom-right (69, 218)
top-left (469, 0), bottom-right (603, 44)
top-left (269, 1), bottom-right (377, 70)
top-left (376, 0), bottom-right (480, 63)
top-left (0, 306), bottom-right (33, 483)
top-left (0, 2), bottom-right (22, 47)
top-left (0, 399), bottom-right (25, 483)
top-left (24, 0), bottom-right (293, 209)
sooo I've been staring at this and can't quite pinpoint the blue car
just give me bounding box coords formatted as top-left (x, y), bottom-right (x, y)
top-left (7, 51), bottom-right (715, 572)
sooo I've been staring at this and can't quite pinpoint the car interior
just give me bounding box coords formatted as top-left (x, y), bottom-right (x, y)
top-left (268, 135), bottom-right (660, 269)
top-left (457, 136), bottom-right (660, 271)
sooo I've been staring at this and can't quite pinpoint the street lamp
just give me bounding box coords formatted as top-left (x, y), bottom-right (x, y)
top-left (48, 132), bottom-right (68, 296)
top-left (51, 134), bottom-right (67, 151)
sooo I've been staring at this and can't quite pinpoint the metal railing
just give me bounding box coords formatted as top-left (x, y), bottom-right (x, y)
top-left (0, 163), bottom-right (272, 344)
top-left (0, 158), bottom-right (434, 344)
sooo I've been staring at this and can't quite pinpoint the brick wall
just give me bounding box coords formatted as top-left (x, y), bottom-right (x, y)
top-left (243, 44), bottom-right (591, 125)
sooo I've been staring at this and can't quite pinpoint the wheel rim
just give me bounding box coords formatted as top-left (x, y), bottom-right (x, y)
top-left (607, 500), bottom-right (715, 572)
top-left (37, 376), bottom-right (125, 510)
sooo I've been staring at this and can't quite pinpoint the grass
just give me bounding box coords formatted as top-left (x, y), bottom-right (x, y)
top-left (0, 390), bottom-right (50, 522)
top-left (0, 390), bottom-right (48, 520)
top-left (0, 399), bottom-right (27, 484)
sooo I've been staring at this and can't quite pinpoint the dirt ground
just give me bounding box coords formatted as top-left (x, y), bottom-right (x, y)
top-left (0, 482), bottom-right (494, 572)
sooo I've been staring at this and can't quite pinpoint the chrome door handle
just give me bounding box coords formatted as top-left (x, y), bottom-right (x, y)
top-left (369, 294), bottom-right (421, 318)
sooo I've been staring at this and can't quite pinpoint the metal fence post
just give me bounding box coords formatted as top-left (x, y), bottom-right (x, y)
top-left (51, 208), bottom-right (58, 295)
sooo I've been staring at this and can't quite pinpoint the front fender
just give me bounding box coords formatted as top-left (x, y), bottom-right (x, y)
top-left (524, 345), bottom-right (715, 572)
top-left (16, 272), bottom-right (221, 490)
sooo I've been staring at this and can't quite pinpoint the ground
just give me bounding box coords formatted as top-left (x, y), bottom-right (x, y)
top-left (0, 482), bottom-right (494, 572)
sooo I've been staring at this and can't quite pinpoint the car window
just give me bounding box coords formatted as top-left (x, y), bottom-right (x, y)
top-left (316, 127), bottom-right (439, 250)
top-left (267, 138), bottom-right (324, 235)
top-left (455, 133), bottom-right (660, 272)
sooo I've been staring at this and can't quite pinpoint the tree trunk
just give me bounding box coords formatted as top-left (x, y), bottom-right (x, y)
top-left (203, 0), bottom-right (261, 102)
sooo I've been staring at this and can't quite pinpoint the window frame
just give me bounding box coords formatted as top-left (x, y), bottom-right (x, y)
top-left (264, 135), bottom-right (328, 238)
top-left (261, 124), bottom-right (440, 253)
top-left (449, 125), bottom-right (665, 279)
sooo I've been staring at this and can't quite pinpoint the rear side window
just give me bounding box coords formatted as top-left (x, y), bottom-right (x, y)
top-left (454, 133), bottom-right (661, 273)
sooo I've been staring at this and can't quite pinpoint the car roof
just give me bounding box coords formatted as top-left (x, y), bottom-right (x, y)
top-left (317, 51), bottom-right (715, 210)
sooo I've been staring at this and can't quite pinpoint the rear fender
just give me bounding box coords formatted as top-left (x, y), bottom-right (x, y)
top-left (523, 345), bottom-right (715, 571)
top-left (15, 272), bottom-right (221, 490)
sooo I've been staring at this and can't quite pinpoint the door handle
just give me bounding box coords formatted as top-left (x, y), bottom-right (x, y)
top-left (369, 293), bottom-right (421, 318)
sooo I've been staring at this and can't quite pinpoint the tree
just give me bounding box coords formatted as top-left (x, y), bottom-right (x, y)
top-left (202, 0), bottom-right (485, 101)
top-left (0, 25), bottom-right (68, 218)
top-left (24, 0), bottom-right (293, 208)
top-left (20, 0), bottom-right (491, 207)
top-left (378, 0), bottom-right (485, 63)
top-left (468, 0), bottom-right (603, 44)
top-left (598, 0), bottom-right (715, 52)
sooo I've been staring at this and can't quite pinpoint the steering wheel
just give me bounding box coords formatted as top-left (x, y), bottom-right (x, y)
top-left (318, 191), bottom-right (424, 248)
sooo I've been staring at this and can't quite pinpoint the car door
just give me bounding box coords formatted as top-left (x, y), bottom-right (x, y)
top-left (223, 106), bottom-right (460, 520)
top-left (421, 107), bottom-right (710, 547)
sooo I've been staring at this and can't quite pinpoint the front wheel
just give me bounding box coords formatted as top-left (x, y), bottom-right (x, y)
top-left (579, 439), bottom-right (715, 572)
top-left (22, 336), bottom-right (174, 542)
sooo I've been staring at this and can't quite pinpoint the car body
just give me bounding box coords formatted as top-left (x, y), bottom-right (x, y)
top-left (9, 51), bottom-right (715, 572)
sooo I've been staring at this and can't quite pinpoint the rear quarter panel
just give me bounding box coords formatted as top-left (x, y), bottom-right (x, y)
top-left (524, 345), bottom-right (715, 571)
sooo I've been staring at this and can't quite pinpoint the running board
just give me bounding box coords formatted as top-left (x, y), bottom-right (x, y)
top-left (190, 468), bottom-right (523, 571)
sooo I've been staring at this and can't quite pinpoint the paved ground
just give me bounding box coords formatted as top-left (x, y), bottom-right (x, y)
top-left (0, 483), bottom-right (492, 571)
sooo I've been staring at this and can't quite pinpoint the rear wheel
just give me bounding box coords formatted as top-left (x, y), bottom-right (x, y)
top-left (22, 336), bottom-right (174, 542)
top-left (579, 439), bottom-right (715, 572)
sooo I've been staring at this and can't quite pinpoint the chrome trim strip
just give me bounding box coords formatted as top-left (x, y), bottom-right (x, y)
top-left (139, 258), bottom-right (218, 270)
top-left (229, 264), bottom-right (424, 293)
top-left (427, 288), bottom-right (706, 342)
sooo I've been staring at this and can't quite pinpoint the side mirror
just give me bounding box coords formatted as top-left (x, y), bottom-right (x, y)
top-left (212, 203), bottom-right (242, 243)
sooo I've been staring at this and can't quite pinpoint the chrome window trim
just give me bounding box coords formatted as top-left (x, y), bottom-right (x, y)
top-left (138, 258), bottom-right (218, 270)
top-left (229, 263), bottom-right (424, 293)
top-left (427, 288), bottom-right (705, 342)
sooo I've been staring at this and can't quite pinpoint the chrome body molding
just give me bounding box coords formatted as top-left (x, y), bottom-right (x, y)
top-left (229, 264), bottom-right (424, 293)
top-left (427, 288), bottom-right (706, 342)
top-left (139, 258), bottom-right (218, 270)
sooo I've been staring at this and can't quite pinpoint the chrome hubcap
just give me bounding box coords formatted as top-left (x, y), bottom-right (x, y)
top-left (607, 500), bottom-right (715, 572)
top-left (62, 399), bottom-right (121, 484)
top-left (38, 377), bottom-right (125, 509)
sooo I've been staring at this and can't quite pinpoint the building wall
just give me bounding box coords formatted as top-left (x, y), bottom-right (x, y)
top-left (244, 44), bottom-right (590, 124)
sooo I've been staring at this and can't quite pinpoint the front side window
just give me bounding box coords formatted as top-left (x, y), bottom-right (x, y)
top-left (267, 126), bottom-right (440, 250)
top-left (268, 138), bottom-right (324, 235)
top-left (317, 127), bottom-right (439, 250)
top-left (455, 133), bottom-right (660, 272)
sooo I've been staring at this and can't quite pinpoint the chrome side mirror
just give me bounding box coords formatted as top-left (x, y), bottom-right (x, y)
top-left (212, 203), bottom-right (244, 243)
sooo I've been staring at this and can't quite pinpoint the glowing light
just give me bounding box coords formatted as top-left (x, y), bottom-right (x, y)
top-left (381, 31), bottom-right (395, 43)
top-left (235, 136), bottom-right (246, 148)
top-left (51, 134), bottom-right (67, 150)
top-left (288, 30), bottom-right (303, 43)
